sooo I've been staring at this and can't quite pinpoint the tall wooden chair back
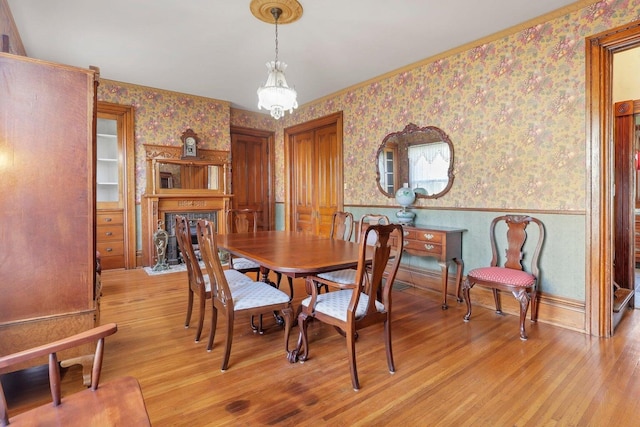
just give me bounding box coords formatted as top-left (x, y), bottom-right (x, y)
top-left (0, 324), bottom-right (149, 426)
top-left (290, 224), bottom-right (404, 390)
top-left (226, 209), bottom-right (259, 233)
top-left (175, 214), bottom-right (211, 343)
top-left (224, 209), bottom-right (261, 279)
top-left (358, 214), bottom-right (390, 245)
top-left (462, 215), bottom-right (545, 340)
top-left (330, 211), bottom-right (355, 241)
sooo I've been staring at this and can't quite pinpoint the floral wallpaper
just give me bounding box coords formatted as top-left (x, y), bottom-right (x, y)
top-left (100, 0), bottom-right (640, 213)
top-left (232, 0), bottom-right (640, 211)
top-left (98, 81), bottom-right (231, 202)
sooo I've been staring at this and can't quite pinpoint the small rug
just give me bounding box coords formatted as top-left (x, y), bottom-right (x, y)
top-left (143, 262), bottom-right (198, 276)
top-left (143, 261), bottom-right (227, 276)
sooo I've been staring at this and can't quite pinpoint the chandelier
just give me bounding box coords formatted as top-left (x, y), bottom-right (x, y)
top-left (256, 7), bottom-right (298, 120)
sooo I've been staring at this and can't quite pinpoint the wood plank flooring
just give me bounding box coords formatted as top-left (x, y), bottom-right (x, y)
top-left (4, 268), bottom-right (640, 426)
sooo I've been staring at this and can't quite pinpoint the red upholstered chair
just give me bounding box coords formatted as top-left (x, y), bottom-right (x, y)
top-left (462, 215), bottom-right (545, 340)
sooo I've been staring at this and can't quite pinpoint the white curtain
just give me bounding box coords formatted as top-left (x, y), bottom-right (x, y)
top-left (408, 142), bottom-right (450, 195)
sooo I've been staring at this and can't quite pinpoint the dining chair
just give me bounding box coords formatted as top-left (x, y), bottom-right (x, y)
top-left (225, 209), bottom-right (261, 279)
top-left (0, 323), bottom-right (150, 426)
top-left (196, 219), bottom-right (293, 371)
top-left (289, 223), bottom-right (404, 390)
top-left (175, 215), bottom-right (252, 343)
top-left (462, 215), bottom-right (545, 340)
top-left (226, 208), bottom-right (294, 300)
top-left (311, 213), bottom-right (389, 288)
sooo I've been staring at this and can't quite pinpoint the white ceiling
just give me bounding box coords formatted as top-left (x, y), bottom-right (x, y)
top-left (8, 0), bottom-right (582, 113)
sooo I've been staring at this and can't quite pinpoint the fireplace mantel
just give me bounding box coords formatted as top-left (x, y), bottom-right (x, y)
top-left (141, 144), bottom-right (233, 266)
top-left (141, 193), bottom-right (231, 266)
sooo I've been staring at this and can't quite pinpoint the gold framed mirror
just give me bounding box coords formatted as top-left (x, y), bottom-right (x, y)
top-left (375, 123), bottom-right (454, 199)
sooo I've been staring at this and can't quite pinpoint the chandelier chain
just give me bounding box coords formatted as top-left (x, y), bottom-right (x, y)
top-left (273, 8), bottom-right (280, 63)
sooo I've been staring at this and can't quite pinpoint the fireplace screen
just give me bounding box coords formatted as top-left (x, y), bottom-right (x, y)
top-left (164, 212), bottom-right (217, 265)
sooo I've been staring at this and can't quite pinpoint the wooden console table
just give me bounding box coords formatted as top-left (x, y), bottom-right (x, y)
top-left (400, 224), bottom-right (466, 309)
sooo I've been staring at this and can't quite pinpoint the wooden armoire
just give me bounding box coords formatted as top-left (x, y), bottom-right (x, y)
top-left (0, 52), bottom-right (98, 371)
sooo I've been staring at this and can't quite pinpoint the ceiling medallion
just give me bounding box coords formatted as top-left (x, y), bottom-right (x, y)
top-left (250, 0), bottom-right (303, 25)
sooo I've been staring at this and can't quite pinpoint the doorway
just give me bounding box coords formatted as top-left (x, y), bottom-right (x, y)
top-left (586, 21), bottom-right (640, 337)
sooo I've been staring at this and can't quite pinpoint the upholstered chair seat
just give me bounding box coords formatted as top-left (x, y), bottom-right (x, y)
top-left (301, 290), bottom-right (384, 322)
top-left (466, 266), bottom-right (535, 287)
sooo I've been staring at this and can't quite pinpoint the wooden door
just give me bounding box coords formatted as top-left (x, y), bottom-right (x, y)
top-left (287, 112), bottom-right (343, 235)
top-left (291, 130), bottom-right (315, 233)
top-left (230, 127), bottom-right (274, 231)
top-left (613, 100), bottom-right (637, 316)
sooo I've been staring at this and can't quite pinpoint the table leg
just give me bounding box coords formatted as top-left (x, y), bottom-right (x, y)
top-left (453, 257), bottom-right (464, 303)
top-left (437, 260), bottom-right (451, 310)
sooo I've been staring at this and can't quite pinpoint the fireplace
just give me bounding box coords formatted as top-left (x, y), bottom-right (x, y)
top-left (140, 143), bottom-right (232, 266)
top-left (164, 211), bottom-right (217, 265)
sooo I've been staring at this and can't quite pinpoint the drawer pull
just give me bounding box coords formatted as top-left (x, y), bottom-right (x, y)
top-left (424, 244), bottom-right (435, 250)
top-left (106, 248), bottom-right (113, 252)
top-left (423, 233), bottom-right (434, 240)
top-left (104, 217), bottom-right (112, 222)
top-left (403, 231), bottom-right (409, 237)
top-left (404, 240), bottom-right (410, 246)
top-left (105, 232), bottom-right (113, 236)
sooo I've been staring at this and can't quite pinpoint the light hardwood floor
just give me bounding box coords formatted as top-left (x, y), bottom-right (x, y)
top-left (4, 268), bottom-right (640, 426)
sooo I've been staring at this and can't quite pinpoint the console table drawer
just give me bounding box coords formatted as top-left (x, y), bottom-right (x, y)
top-left (403, 229), bottom-right (444, 244)
top-left (403, 239), bottom-right (443, 256)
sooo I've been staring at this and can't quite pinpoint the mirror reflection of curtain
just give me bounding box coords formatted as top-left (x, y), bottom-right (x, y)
top-left (408, 142), bottom-right (450, 195)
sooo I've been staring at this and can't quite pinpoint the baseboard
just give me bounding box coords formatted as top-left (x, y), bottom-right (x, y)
top-left (395, 265), bottom-right (587, 333)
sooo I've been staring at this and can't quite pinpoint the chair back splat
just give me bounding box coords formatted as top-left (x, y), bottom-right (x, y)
top-left (288, 223), bottom-right (404, 391)
top-left (462, 215), bottom-right (545, 340)
top-left (330, 211), bottom-right (355, 241)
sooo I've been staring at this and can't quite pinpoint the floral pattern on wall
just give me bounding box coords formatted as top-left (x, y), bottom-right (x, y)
top-left (98, 80), bottom-right (231, 202)
top-left (233, 0), bottom-right (639, 211)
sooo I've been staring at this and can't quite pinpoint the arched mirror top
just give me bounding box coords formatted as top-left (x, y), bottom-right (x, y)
top-left (376, 123), bottom-right (454, 199)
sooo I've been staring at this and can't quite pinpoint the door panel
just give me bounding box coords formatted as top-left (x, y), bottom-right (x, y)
top-left (287, 112), bottom-right (343, 235)
top-left (231, 129), bottom-right (273, 231)
top-left (292, 131), bottom-right (315, 233)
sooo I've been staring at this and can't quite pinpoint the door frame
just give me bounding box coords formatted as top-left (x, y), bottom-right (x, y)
top-left (96, 101), bottom-right (136, 269)
top-left (284, 112), bottom-right (343, 231)
top-left (586, 20), bottom-right (640, 337)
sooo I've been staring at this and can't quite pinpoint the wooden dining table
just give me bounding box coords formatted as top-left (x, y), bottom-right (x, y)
top-left (216, 230), bottom-right (363, 284)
